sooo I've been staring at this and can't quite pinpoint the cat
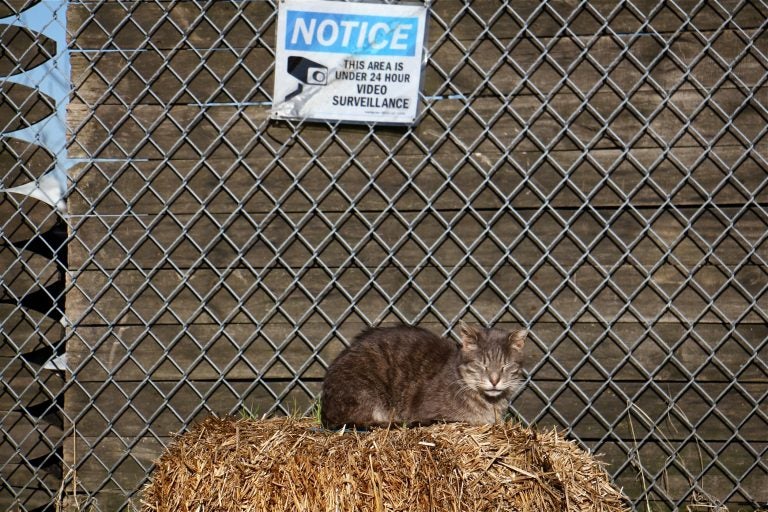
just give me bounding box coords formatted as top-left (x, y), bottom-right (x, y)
top-left (320, 322), bottom-right (526, 429)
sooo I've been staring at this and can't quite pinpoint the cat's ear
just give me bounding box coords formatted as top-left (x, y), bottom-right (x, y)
top-left (459, 321), bottom-right (480, 351)
top-left (508, 329), bottom-right (527, 352)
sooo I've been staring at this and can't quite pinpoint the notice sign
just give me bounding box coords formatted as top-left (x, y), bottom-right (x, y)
top-left (272, 0), bottom-right (427, 125)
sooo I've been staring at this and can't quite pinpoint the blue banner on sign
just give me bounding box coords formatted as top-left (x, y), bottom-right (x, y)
top-left (285, 10), bottom-right (419, 56)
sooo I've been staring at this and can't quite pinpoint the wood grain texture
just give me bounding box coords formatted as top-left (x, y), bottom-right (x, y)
top-left (64, 378), bottom-right (293, 438)
top-left (62, 0), bottom-right (768, 509)
top-left (66, 88), bottom-right (767, 160)
top-left (0, 412), bottom-right (63, 491)
top-left (67, 1), bottom-right (768, 51)
top-left (0, 250), bottom-right (59, 297)
top-left (1, 172), bottom-right (65, 507)
top-left (64, 260), bottom-right (767, 329)
top-left (62, 375), bottom-right (766, 441)
top-left (0, 24), bottom-right (57, 75)
top-left (69, 29), bottom-right (768, 106)
top-left (63, 211), bottom-right (767, 270)
top-left (0, 411), bottom-right (62, 454)
top-left (63, 377), bottom-right (767, 512)
top-left (0, 305), bottom-right (63, 358)
top-left (0, 137), bottom-right (54, 183)
top-left (62, 433), bottom-right (767, 512)
top-left (64, 435), bottom-right (162, 511)
top-left (0, 196), bottom-right (58, 243)
top-left (513, 379), bottom-right (767, 440)
top-left (65, 146), bottom-right (767, 214)
top-left (0, 0), bottom-right (41, 18)
top-left (0, 487), bottom-right (60, 512)
top-left (0, 358), bottom-right (64, 413)
top-left (65, 321), bottom-right (767, 383)
top-left (1, 30), bottom-right (67, 509)
top-left (0, 83), bottom-right (55, 132)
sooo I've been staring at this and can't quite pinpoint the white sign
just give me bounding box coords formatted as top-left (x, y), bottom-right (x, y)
top-left (272, 0), bottom-right (427, 125)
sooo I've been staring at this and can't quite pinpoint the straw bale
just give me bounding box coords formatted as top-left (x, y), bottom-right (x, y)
top-left (142, 416), bottom-right (629, 512)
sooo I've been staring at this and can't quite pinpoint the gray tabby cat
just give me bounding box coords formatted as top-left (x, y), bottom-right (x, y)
top-left (320, 323), bottom-right (526, 429)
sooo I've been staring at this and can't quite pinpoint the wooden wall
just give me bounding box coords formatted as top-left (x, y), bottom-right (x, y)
top-left (1, 7), bottom-right (65, 511)
top-left (64, 1), bottom-right (766, 510)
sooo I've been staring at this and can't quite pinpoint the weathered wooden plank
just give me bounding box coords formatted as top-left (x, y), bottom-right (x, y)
top-left (70, 46), bottom-right (273, 107)
top-left (66, 84), bottom-right (767, 159)
top-left (0, 196), bottom-right (59, 244)
top-left (427, 0), bottom-right (768, 38)
top-left (67, 0), bottom-right (274, 52)
top-left (63, 379), bottom-right (308, 438)
top-left (0, 412), bottom-right (63, 476)
top-left (0, 83), bottom-right (55, 132)
top-left (64, 259), bottom-right (767, 328)
top-left (61, 433), bottom-right (767, 512)
top-left (0, 24), bottom-right (57, 76)
top-left (426, 29), bottom-right (768, 98)
top-left (1, 461), bottom-right (61, 490)
top-left (1, 241), bottom-right (58, 280)
top-left (1, 279), bottom-right (65, 326)
top-left (599, 440), bottom-right (768, 508)
top-left (68, 29), bottom-right (768, 106)
top-left (66, 102), bottom-right (270, 160)
top-left (513, 380), bottom-right (767, 443)
top-left (66, 0), bottom-right (768, 51)
top-left (526, 322), bottom-right (768, 384)
top-left (0, 0), bottom-right (39, 18)
top-left (0, 252), bottom-right (60, 303)
top-left (0, 487), bottom-right (59, 512)
top-left (62, 435), bottom-right (163, 512)
top-left (0, 358), bottom-right (64, 413)
top-left (66, 202), bottom-right (768, 272)
top-left (0, 305), bottom-right (64, 358)
top-left (63, 376), bottom-right (765, 442)
top-left (65, 321), bottom-right (768, 383)
top-left (0, 410), bottom-right (62, 449)
top-left (66, 145), bottom-right (768, 219)
top-left (0, 413), bottom-right (62, 489)
top-left (424, 89), bottom-right (767, 155)
top-left (66, 322), bottom-right (332, 382)
top-left (59, 492), bottom-right (135, 512)
top-left (0, 137), bottom-right (55, 183)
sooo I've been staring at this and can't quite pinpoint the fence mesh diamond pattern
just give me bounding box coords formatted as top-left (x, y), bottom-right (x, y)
top-left (1, 0), bottom-right (767, 510)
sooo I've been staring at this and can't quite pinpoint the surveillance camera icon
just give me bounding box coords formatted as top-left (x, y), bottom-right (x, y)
top-left (286, 56), bottom-right (328, 100)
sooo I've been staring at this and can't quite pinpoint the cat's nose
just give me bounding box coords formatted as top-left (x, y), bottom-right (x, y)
top-left (489, 372), bottom-right (500, 386)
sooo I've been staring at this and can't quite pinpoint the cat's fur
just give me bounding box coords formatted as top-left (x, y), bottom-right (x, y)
top-left (320, 323), bottom-right (526, 429)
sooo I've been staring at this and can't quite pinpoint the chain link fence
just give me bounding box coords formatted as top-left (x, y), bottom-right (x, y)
top-left (1, 0), bottom-right (767, 510)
